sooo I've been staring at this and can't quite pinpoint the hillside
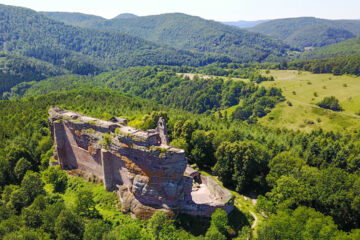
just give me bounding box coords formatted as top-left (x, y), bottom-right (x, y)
top-left (43, 12), bottom-right (290, 62)
top-left (41, 11), bottom-right (106, 28)
top-left (0, 52), bottom-right (66, 96)
top-left (114, 13), bottom-right (138, 19)
top-left (301, 36), bottom-right (360, 59)
top-left (0, 4), bottom-right (229, 73)
top-left (223, 20), bottom-right (269, 28)
top-left (258, 70), bottom-right (360, 132)
top-left (251, 17), bottom-right (360, 49)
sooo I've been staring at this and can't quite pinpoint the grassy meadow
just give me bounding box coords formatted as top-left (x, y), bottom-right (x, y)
top-left (256, 70), bottom-right (360, 132)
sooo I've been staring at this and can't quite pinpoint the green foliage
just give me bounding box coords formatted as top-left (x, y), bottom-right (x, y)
top-left (102, 133), bottom-right (112, 148)
top-left (20, 171), bottom-right (45, 202)
top-left (55, 209), bottom-right (84, 240)
top-left (266, 152), bottom-right (305, 187)
top-left (141, 111), bottom-right (168, 130)
top-left (317, 96), bottom-right (343, 111)
top-left (42, 166), bottom-right (68, 193)
top-left (75, 190), bottom-right (100, 218)
top-left (285, 54), bottom-right (360, 76)
top-left (83, 219), bottom-right (111, 240)
top-left (302, 36), bottom-right (360, 59)
top-left (190, 130), bottom-right (216, 168)
top-left (14, 157), bottom-right (32, 182)
top-left (0, 52), bottom-right (65, 96)
top-left (205, 227), bottom-right (226, 240)
top-left (249, 72), bottom-right (274, 83)
top-left (213, 141), bottom-right (269, 192)
top-left (209, 209), bottom-right (229, 236)
top-left (256, 195), bottom-right (276, 216)
top-left (7, 188), bottom-right (30, 213)
top-left (257, 206), bottom-right (343, 240)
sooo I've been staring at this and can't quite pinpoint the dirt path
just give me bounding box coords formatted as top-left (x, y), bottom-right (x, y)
top-left (235, 200), bottom-right (259, 230)
top-left (249, 210), bottom-right (258, 229)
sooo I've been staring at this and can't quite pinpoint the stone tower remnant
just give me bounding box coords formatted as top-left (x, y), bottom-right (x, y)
top-left (48, 107), bottom-right (234, 219)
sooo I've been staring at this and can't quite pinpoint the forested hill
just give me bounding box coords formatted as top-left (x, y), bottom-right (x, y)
top-left (0, 52), bottom-right (66, 95)
top-left (41, 12), bottom-right (106, 28)
top-left (301, 36), bottom-right (360, 59)
top-left (0, 4), bottom-right (231, 72)
top-left (223, 20), bottom-right (269, 28)
top-left (251, 17), bottom-right (360, 49)
top-left (43, 12), bottom-right (290, 62)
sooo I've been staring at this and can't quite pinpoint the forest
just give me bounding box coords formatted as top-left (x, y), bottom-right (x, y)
top-left (0, 88), bottom-right (359, 239)
top-left (1, 2), bottom-right (360, 240)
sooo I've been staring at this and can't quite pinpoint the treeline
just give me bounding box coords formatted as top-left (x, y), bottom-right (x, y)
top-left (287, 54), bottom-right (360, 76)
top-left (12, 66), bottom-right (284, 121)
top-left (96, 67), bottom-right (284, 116)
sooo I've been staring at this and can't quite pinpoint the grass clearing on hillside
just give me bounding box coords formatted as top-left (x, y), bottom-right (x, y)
top-left (177, 73), bottom-right (249, 82)
top-left (258, 70), bottom-right (360, 132)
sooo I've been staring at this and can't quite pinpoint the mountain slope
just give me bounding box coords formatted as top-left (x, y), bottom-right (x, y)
top-left (0, 52), bottom-right (66, 96)
top-left (43, 12), bottom-right (290, 62)
top-left (301, 36), bottom-right (360, 59)
top-left (114, 13), bottom-right (138, 19)
top-left (41, 11), bottom-right (106, 28)
top-left (0, 4), bottom-right (228, 72)
top-left (251, 17), bottom-right (360, 49)
top-left (223, 20), bottom-right (269, 28)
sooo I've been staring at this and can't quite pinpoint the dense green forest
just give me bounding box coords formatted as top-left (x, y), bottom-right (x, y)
top-left (301, 36), bottom-right (360, 59)
top-left (264, 54), bottom-right (360, 76)
top-left (0, 89), bottom-right (360, 239)
top-left (0, 52), bottom-right (66, 94)
top-left (0, 4), bottom-right (233, 72)
top-left (43, 12), bottom-right (290, 62)
top-left (1, 3), bottom-right (360, 240)
top-left (251, 17), bottom-right (360, 49)
top-left (3, 66), bottom-right (284, 122)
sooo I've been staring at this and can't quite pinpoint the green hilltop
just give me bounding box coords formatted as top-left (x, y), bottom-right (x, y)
top-left (43, 12), bottom-right (290, 62)
top-left (251, 17), bottom-right (360, 49)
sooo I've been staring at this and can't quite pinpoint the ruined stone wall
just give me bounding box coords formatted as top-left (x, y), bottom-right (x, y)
top-left (49, 107), bottom-right (234, 218)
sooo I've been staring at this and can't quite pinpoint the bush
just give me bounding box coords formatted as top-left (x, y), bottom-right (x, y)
top-left (42, 166), bottom-right (68, 193)
top-left (317, 96), bottom-right (342, 111)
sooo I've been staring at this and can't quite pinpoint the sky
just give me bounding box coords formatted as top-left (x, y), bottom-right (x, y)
top-left (0, 0), bottom-right (359, 21)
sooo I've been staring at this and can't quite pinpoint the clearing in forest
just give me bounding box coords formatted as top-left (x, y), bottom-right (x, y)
top-left (259, 70), bottom-right (360, 132)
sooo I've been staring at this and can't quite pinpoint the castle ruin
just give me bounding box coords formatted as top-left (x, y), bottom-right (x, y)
top-left (48, 107), bottom-right (234, 219)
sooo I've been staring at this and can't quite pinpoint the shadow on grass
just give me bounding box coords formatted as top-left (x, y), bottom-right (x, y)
top-left (228, 207), bottom-right (251, 232)
top-left (175, 213), bottom-right (211, 236)
top-left (175, 207), bottom-right (250, 237)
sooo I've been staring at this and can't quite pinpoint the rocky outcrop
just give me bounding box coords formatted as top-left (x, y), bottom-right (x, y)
top-left (48, 107), bottom-right (234, 218)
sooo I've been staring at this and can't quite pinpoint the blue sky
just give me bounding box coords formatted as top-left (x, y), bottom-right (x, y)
top-left (0, 0), bottom-right (359, 21)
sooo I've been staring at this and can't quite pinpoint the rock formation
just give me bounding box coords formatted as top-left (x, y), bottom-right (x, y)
top-left (48, 107), bottom-right (234, 219)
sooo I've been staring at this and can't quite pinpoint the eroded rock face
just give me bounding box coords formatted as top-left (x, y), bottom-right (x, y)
top-left (49, 107), bottom-right (234, 218)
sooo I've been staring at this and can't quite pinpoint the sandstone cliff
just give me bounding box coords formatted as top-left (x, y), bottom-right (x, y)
top-left (48, 107), bottom-right (234, 218)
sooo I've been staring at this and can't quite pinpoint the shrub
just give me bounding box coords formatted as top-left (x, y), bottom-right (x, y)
top-left (317, 96), bottom-right (342, 111)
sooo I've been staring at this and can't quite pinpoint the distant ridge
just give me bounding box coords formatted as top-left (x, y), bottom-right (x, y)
top-left (42, 11), bottom-right (105, 27)
top-left (114, 13), bottom-right (137, 19)
top-left (223, 20), bottom-right (269, 28)
top-left (251, 17), bottom-right (360, 49)
top-left (43, 11), bottom-right (289, 62)
top-left (1, 4), bottom-right (231, 72)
